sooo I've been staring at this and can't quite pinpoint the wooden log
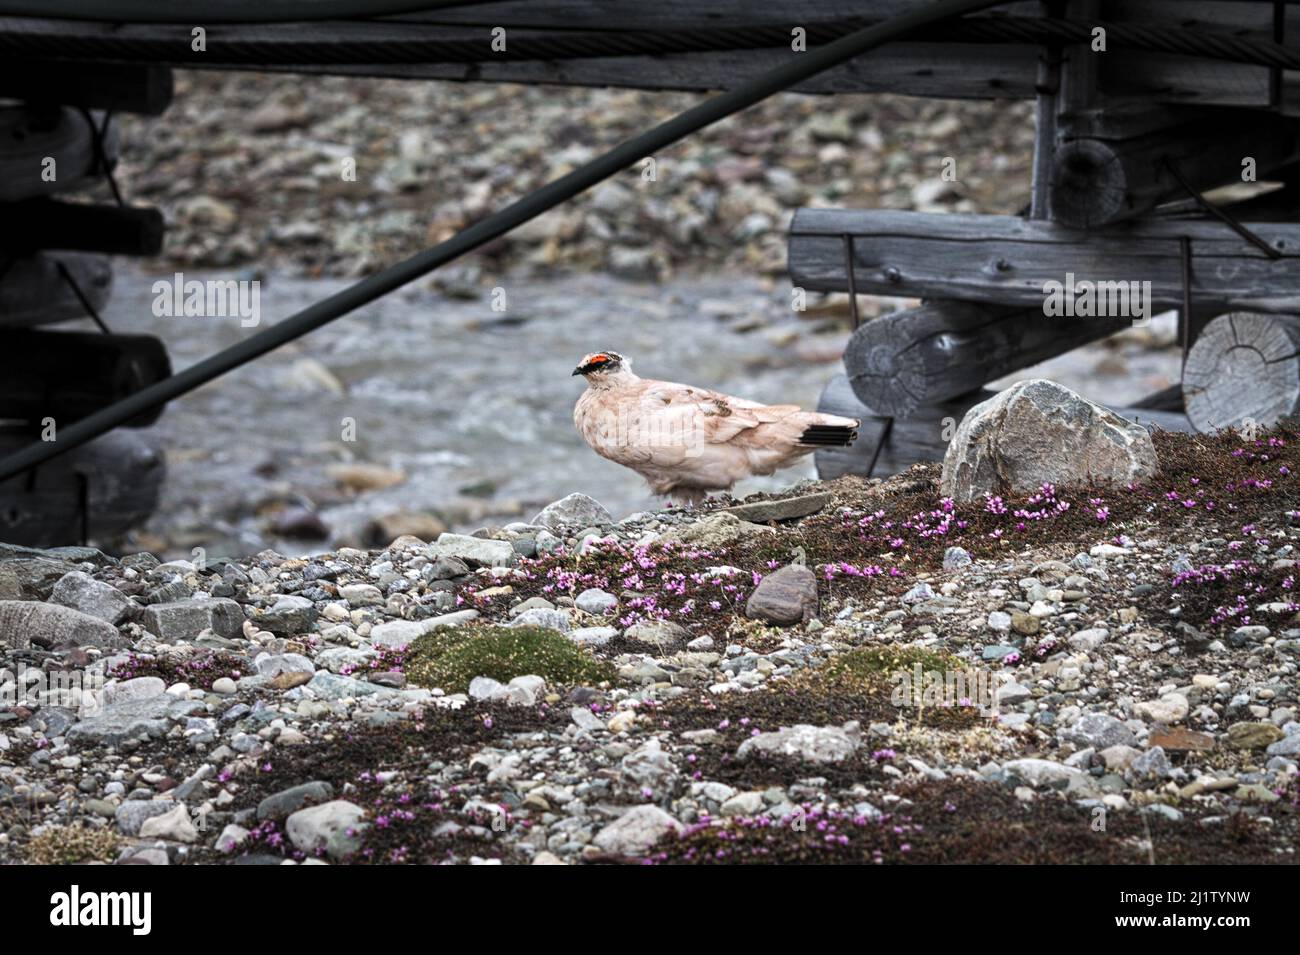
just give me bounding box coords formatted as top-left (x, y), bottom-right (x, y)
top-left (0, 427), bottom-right (165, 548)
top-left (788, 209), bottom-right (1299, 315)
top-left (0, 62), bottom-right (173, 115)
top-left (814, 375), bottom-right (995, 480)
top-left (1182, 312), bottom-right (1300, 432)
top-left (0, 199), bottom-right (164, 257)
top-left (0, 105), bottom-right (118, 202)
top-left (1049, 114), bottom-right (1300, 228)
top-left (844, 300), bottom-right (1131, 416)
top-left (0, 253), bottom-right (112, 329)
top-left (5, 3), bottom-right (1300, 110)
top-left (815, 374), bottom-right (1195, 480)
top-left (0, 331), bottom-right (171, 428)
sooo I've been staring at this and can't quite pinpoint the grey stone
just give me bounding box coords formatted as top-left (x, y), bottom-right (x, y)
top-left (426, 533), bottom-right (515, 568)
top-left (943, 547), bottom-right (972, 571)
top-left (0, 600), bottom-right (123, 650)
top-left (307, 672), bottom-right (383, 700)
top-left (941, 379), bottom-right (1158, 502)
top-left (720, 491), bottom-right (831, 523)
top-left (569, 626), bottom-right (618, 648)
top-left (509, 607), bottom-right (571, 632)
top-left (1130, 746), bottom-right (1173, 779)
top-left (67, 696), bottom-right (191, 747)
top-left (258, 595), bottom-right (318, 635)
top-left (624, 619), bottom-right (687, 649)
top-left (901, 582), bottom-right (935, 605)
top-left (745, 564), bottom-right (817, 626)
top-left (1062, 712), bottom-right (1137, 750)
top-left (104, 676), bottom-right (166, 706)
top-left (49, 571), bottom-right (134, 625)
top-left (255, 653), bottom-right (315, 678)
top-left (257, 781), bottom-right (335, 821)
top-left (369, 609), bottom-right (478, 648)
top-left (1003, 758), bottom-right (1083, 788)
top-left (531, 493), bottom-right (613, 531)
top-left (575, 588), bottom-right (618, 615)
top-left (116, 799), bottom-right (176, 835)
top-left (736, 722), bottom-right (860, 764)
top-left (592, 805), bottom-right (682, 856)
top-left (138, 803), bottom-right (199, 843)
top-left (286, 800), bottom-right (368, 860)
top-left (143, 598), bottom-right (244, 641)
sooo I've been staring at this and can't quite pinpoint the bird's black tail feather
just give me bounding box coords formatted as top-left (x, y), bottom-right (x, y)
top-left (799, 424), bottom-right (858, 447)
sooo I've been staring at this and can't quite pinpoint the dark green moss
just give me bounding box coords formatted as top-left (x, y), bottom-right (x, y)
top-left (405, 624), bottom-right (615, 693)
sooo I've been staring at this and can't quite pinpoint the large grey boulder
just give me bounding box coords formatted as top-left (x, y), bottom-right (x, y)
top-left (425, 533), bottom-right (515, 568)
top-left (530, 493), bottom-right (612, 531)
top-left (0, 600), bottom-right (123, 650)
top-left (143, 598), bottom-right (244, 641)
top-left (940, 379), bottom-right (1157, 502)
top-left (49, 571), bottom-right (135, 625)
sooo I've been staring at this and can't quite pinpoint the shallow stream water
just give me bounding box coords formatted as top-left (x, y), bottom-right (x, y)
top-left (100, 265), bottom-right (1180, 558)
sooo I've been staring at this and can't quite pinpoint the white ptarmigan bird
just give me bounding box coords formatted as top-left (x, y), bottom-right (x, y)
top-left (572, 351), bottom-right (859, 504)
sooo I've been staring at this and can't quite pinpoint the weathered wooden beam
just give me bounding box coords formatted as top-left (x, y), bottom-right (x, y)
top-left (789, 209), bottom-right (1300, 314)
top-left (1, 199), bottom-right (163, 257)
top-left (0, 331), bottom-right (171, 429)
top-left (0, 428), bottom-right (164, 548)
top-left (1049, 113), bottom-right (1300, 227)
top-left (844, 300), bottom-right (1131, 416)
top-left (0, 253), bottom-right (112, 329)
top-left (1182, 312), bottom-right (1300, 431)
top-left (815, 373), bottom-right (1194, 480)
top-left (0, 62), bottom-right (173, 115)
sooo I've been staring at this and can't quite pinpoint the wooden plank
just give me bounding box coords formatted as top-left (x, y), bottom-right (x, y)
top-left (0, 253), bottom-right (112, 329)
top-left (1182, 311), bottom-right (1300, 430)
top-left (0, 331), bottom-right (171, 429)
top-left (0, 62), bottom-right (172, 115)
top-left (0, 200), bottom-right (163, 257)
top-left (844, 300), bottom-right (1130, 415)
top-left (789, 208), bottom-right (1300, 314)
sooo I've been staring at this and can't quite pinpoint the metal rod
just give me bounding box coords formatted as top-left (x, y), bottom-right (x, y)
top-left (841, 233), bottom-right (861, 329)
top-left (1163, 157), bottom-right (1282, 259)
top-left (1179, 235), bottom-right (1193, 372)
top-left (0, 0), bottom-right (1008, 483)
top-left (866, 417), bottom-right (894, 478)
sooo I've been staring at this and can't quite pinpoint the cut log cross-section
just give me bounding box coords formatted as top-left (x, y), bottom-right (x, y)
top-left (843, 300), bottom-right (1132, 416)
top-left (1049, 114), bottom-right (1300, 229)
top-left (1182, 312), bottom-right (1300, 432)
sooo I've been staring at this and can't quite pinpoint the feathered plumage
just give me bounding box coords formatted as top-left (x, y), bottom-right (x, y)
top-left (572, 351), bottom-right (858, 504)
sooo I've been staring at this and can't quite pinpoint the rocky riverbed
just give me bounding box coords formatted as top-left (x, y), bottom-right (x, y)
top-left (112, 71), bottom-right (1034, 280)
top-left (2, 424), bottom-right (1297, 865)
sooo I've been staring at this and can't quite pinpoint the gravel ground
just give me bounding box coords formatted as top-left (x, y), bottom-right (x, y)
top-left (2, 426), bottom-right (1296, 865)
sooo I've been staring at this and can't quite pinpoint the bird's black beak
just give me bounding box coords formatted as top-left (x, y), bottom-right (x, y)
top-left (571, 366), bottom-right (585, 376)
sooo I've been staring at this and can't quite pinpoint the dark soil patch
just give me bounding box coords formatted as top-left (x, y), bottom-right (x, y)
top-left (644, 778), bottom-right (1298, 865)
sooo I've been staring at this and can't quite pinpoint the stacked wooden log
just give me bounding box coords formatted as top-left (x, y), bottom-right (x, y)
top-left (788, 37), bottom-right (1300, 480)
top-left (0, 65), bottom-right (173, 546)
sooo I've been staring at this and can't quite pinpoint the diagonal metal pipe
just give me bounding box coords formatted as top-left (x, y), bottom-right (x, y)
top-left (0, 0), bottom-right (1005, 484)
